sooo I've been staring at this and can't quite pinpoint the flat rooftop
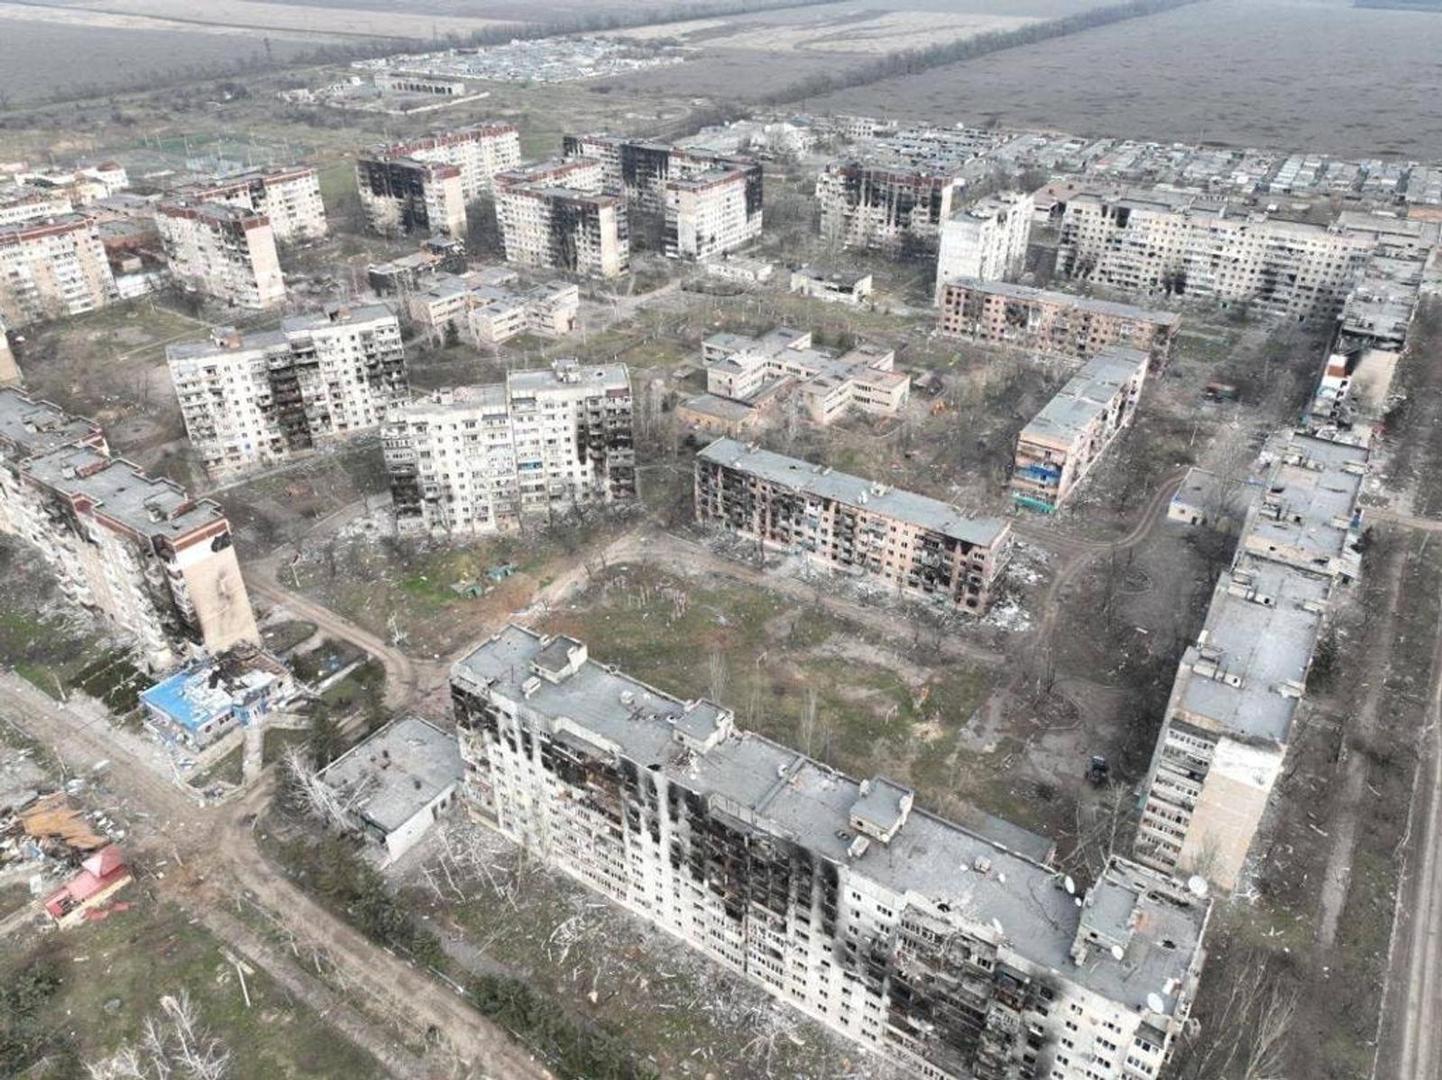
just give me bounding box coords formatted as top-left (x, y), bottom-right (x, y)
top-left (943, 277), bottom-right (1180, 327)
top-left (455, 625), bottom-right (1204, 1018)
top-left (699, 437), bottom-right (1007, 549)
top-left (0, 388), bottom-right (101, 459)
top-left (24, 446), bottom-right (226, 540)
top-left (320, 716), bottom-right (462, 834)
top-left (1020, 347), bottom-right (1148, 447)
top-left (1244, 433), bottom-right (1366, 570)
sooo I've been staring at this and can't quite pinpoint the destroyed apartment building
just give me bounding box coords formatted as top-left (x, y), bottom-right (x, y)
top-left (495, 158), bottom-right (630, 278)
top-left (155, 198), bottom-right (286, 309)
top-left (174, 165), bottom-right (329, 244)
top-left (934, 191), bottom-right (1034, 301)
top-left (383, 358), bottom-right (635, 536)
top-left (166, 303), bottom-right (409, 477)
top-left (0, 386), bottom-right (259, 670)
top-left (140, 644), bottom-right (296, 750)
top-left (694, 438), bottom-right (1010, 613)
top-left (453, 624), bottom-right (1211, 1080)
top-left (400, 267), bottom-right (578, 348)
top-left (0, 214), bottom-right (119, 328)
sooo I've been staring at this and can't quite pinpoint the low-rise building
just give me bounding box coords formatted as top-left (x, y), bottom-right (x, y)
top-left (383, 359), bottom-right (635, 536)
top-left (402, 269), bottom-right (577, 347)
top-left (0, 215), bottom-right (118, 328)
top-left (789, 264), bottom-right (874, 306)
top-left (140, 645), bottom-right (296, 749)
top-left (366, 239), bottom-right (468, 295)
top-left (44, 845), bottom-right (132, 928)
top-left (453, 624), bottom-right (1210, 1080)
top-left (155, 200), bottom-right (286, 309)
top-left (319, 715), bottom-right (462, 863)
top-left (495, 159), bottom-right (629, 278)
top-left (0, 387), bottom-right (259, 670)
top-left (178, 166), bottom-right (328, 244)
top-left (937, 279), bottom-right (1180, 367)
top-left (934, 191), bottom-right (1033, 300)
top-left (1010, 346), bottom-right (1149, 513)
top-left (166, 304), bottom-right (408, 477)
top-left (704, 254), bottom-right (774, 284)
top-left (695, 437), bottom-right (1011, 613)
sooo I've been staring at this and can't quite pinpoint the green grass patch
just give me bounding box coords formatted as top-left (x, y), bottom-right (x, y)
top-left (188, 745), bottom-right (243, 790)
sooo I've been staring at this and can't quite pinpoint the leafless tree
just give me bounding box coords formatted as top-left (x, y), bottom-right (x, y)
top-left (282, 743), bottom-right (354, 830)
top-left (798, 685), bottom-right (819, 756)
top-left (707, 648), bottom-right (729, 703)
top-left (88, 991), bottom-right (231, 1080)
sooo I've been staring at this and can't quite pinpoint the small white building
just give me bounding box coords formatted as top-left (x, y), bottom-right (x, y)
top-left (319, 716), bottom-right (463, 864)
top-left (789, 264), bottom-right (873, 306)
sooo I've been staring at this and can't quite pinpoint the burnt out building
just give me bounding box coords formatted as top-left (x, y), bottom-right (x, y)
top-left (816, 161), bottom-right (964, 254)
top-left (453, 626), bottom-right (1212, 1080)
top-left (356, 156), bottom-right (467, 239)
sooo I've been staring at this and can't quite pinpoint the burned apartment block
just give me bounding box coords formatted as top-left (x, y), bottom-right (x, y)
top-left (1010, 347), bottom-right (1149, 514)
top-left (166, 304), bottom-right (408, 477)
top-left (453, 624), bottom-right (1212, 1080)
top-left (155, 200), bottom-right (286, 309)
top-left (695, 438), bottom-right (1010, 613)
top-left (816, 161), bottom-right (964, 254)
top-left (383, 359), bottom-right (634, 536)
top-left (0, 214), bottom-right (118, 328)
top-left (177, 166), bottom-right (328, 244)
top-left (1051, 187), bottom-right (1375, 321)
top-left (0, 387), bottom-right (259, 670)
top-left (372, 125), bottom-right (522, 204)
top-left (1135, 433), bottom-right (1368, 891)
top-left (934, 192), bottom-right (1034, 302)
top-left (937, 279), bottom-right (1180, 368)
top-left (563, 135), bottom-right (763, 260)
top-left (357, 156), bottom-right (467, 239)
top-left (495, 159), bottom-right (629, 278)
top-left (402, 268), bottom-right (578, 348)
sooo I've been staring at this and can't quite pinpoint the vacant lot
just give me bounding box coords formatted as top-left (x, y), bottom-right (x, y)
top-left (620, 8), bottom-right (1040, 53)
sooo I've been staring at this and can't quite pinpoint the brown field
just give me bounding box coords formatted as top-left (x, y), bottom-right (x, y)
top-left (619, 9), bottom-right (1041, 54)
top-left (66, 0), bottom-right (513, 39)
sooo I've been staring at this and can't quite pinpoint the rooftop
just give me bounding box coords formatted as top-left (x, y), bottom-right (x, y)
top-left (942, 277), bottom-right (1180, 327)
top-left (0, 387), bottom-right (102, 459)
top-left (698, 437), bottom-right (1008, 549)
top-left (1243, 433), bottom-right (1366, 571)
top-left (1020, 347), bottom-right (1148, 446)
top-left (141, 647), bottom-right (290, 734)
top-left (320, 716), bottom-right (462, 834)
top-left (24, 446), bottom-right (226, 540)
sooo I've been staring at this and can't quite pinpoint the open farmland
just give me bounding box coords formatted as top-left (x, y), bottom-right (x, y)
top-left (43, 0), bottom-right (510, 38)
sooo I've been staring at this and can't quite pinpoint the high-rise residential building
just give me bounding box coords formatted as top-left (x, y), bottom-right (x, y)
top-left (155, 200), bottom-right (286, 309)
top-left (383, 359), bottom-right (635, 535)
top-left (356, 156), bottom-right (467, 238)
top-left (934, 191), bottom-right (1033, 301)
top-left (1135, 433), bottom-right (1368, 891)
top-left (0, 316), bottom-right (17, 385)
top-left (937, 279), bottom-right (1181, 367)
top-left (0, 214), bottom-right (118, 328)
top-left (0, 184), bottom-right (74, 227)
top-left (166, 303), bottom-right (408, 477)
top-left (0, 387), bottom-right (259, 670)
top-left (453, 624), bottom-right (1212, 1080)
top-left (371, 125), bottom-right (522, 203)
top-left (695, 438), bottom-right (1011, 613)
top-left (1010, 347), bottom-right (1148, 514)
top-left (495, 159), bottom-right (629, 278)
top-left (817, 161), bottom-right (964, 253)
top-left (663, 167), bottom-right (763, 259)
top-left (179, 166), bottom-right (329, 244)
top-left (1052, 187), bottom-right (1376, 321)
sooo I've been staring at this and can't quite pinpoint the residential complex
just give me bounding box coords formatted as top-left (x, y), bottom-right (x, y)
top-left (356, 156), bottom-right (467, 238)
top-left (1051, 187), bottom-right (1376, 321)
top-left (403, 269), bottom-right (578, 348)
top-left (695, 438), bottom-right (1011, 613)
top-left (155, 200), bottom-right (286, 309)
top-left (687, 326), bottom-right (909, 431)
top-left (495, 159), bottom-right (630, 278)
top-left (371, 125), bottom-right (522, 203)
top-left (166, 304), bottom-right (408, 477)
top-left (453, 624), bottom-right (1210, 1080)
top-left (0, 184), bottom-right (75, 227)
top-left (178, 166), bottom-right (329, 244)
top-left (383, 359), bottom-right (635, 536)
top-left (937, 279), bottom-right (1180, 367)
top-left (1010, 347), bottom-right (1149, 513)
top-left (934, 191), bottom-right (1033, 301)
top-left (0, 387), bottom-right (259, 669)
top-left (817, 161), bottom-right (963, 253)
top-left (1135, 433), bottom-right (1368, 890)
top-left (0, 214), bottom-right (118, 327)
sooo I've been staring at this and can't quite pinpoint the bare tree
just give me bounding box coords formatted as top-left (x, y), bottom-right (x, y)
top-left (89, 991), bottom-right (231, 1080)
top-left (707, 648), bottom-right (729, 703)
top-left (282, 743), bottom-right (355, 830)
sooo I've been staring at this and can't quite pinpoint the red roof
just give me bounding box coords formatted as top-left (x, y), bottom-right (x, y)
top-left (44, 845), bottom-right (130, 919)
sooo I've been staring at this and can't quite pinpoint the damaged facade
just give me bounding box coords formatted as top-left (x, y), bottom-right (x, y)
top-left (0, 214), bottom-right (118, 328)
top-left (495, 159), bottom-right (630, 278)
top-left (817, 161), bottom-right (964, 253)
top-left (934, 192), bottom-right (1034, 301)
top-left (176, 166), bottom-right (329, 244)
top-left (0, 387), bottom-right (259, 670)
top-left (155, 199), bottom-right (286, 309)
top-left (382, 359), bottom-right (635, 536)
top-left (140, 644), bottom-right (296, 749)
top-left (357, 123), bottom-right (522, 238)
top-left (453, 625), bottom-right (1211, 1080)
top-left (694, 437), bottom-right (1010, 613)
top-left (402, 269), bottom-right (578, 348)
top-left (166, 303), bottom-right (408, 477)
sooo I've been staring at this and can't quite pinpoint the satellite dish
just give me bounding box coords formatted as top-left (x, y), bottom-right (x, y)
top-left (1075, 897), bottom-right (1083, 907)
top-left (1187, 875), bottom-right (1210, 898)
top-left (1147, 992), bottom-right (1166, 1014)
top-left (1064, 875), bottom-right (1076, 895)
top-left (1110, 944), bottom-right (1125, 961)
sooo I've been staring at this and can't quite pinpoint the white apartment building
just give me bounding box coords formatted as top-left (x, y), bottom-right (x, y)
top-left (1010, 346), bottom-right (1149, 514)
top-left (664, 167), bottom-right (763, 259)
top-left (402, 268), bottom-right (577, 348)
top-left (0, 214), bottom-right (118, 328)
top-left (0, 184), bottom-right (74, 227)
top-left (371, 125), bottom-right (521, 203)
top-left (166, 303), bottom-right (408, 477)
top-left (383, 359), bottom-right (635, 535)
top-left (1053, 188), bottom-right (1375, 321)
top-left (934, 191), bottom-right (1033, 302)
top-left (0, 315), bottom-right (18, 385)
top-left (495, 160), bottom-right (629, 278)
top-left (356, 156), bottom-right (467, 238)
top-left (155, 200), bottom-right (286, 309)
top-left (0, 387), bottom-right (259, 670)
top-left (1136, 434), bottom-right (1368, 890)
top-left (454, 624), bottom-right (1211, 1080)
top-left (9, 162), bottom-right (128, 210)
top-left (181, 166), bottom-right (328, 244)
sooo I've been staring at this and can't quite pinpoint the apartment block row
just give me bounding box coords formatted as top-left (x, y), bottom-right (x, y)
top-left (495, 158), bottom-right (630, 278)
top-left (0, 387), bottom-right (259, 670)
top-left (166, 303), bottom-right (408, 477)
top-left (383, 359), bottom-right (635, 536)
top-left (1135, 433), bottom-right (1368, 890)
top-left (682, 326), bottom-right (909, 435)
top-left (175, 166), bottom-right (328, 245)
top-left (402, 268), bottom-right (578, 348)
top-left (0, 214), bottom-right (118, 328)
top-left (934, 191), bottom-right (1034, 300)
top-left (695, 437), bottom-right (1010, 613)
top-left (453, 624), bottom-right (1210, 1080)
top-left (937, 279), bottom-right (1180, 367)
top-left (357, 124), bottom-right (522, 238)
top-left (1010, 347), bottom-right (1149, 513)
